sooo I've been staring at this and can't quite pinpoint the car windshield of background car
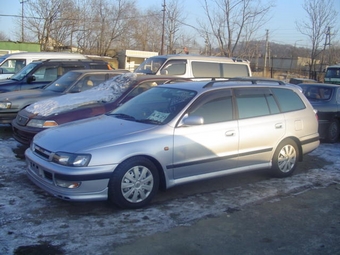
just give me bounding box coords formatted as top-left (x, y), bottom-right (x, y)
top-left (10, 62), bottom-right (39, 81)
top-left (109, 86), bottom-right (197, 125)
top-left (25, 73), bottom-right (138, 116)
top-left (44, 72), bottom-right (82, 92)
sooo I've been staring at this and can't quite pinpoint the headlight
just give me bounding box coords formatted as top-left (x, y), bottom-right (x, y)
top-left (27, 119), bottom-right (58, 128)
top-left (0, 101), bottom-right (11, 109)
top-left (52, 152), bottom-right (91, 167)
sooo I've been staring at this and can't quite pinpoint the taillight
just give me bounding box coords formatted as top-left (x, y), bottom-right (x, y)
top-left (314, 109), bottom-right (318, 121)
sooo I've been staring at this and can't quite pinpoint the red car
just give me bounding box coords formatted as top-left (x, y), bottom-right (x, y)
top-left (12, 73), bottom-right (190, 145)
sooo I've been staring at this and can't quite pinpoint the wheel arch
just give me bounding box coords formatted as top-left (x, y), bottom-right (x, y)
top-left (112, 154), bottom-right (167, 191)
top-left (277, 136), bottom-right (303, 162)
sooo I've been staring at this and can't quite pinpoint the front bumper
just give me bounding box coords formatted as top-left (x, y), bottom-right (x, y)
top-left (25, 148), bottom-right (117, 201)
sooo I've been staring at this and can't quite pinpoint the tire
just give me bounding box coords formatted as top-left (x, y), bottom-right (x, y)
top-left (325, 120), bottom-right (340, 143)
top-left (108, 156), bottom-right (159, 209)
top-left (271, 139), bottom-right (298, 178)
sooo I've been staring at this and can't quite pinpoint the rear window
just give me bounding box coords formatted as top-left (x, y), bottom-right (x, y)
top-left (299, 85), bottom-right (333, 100)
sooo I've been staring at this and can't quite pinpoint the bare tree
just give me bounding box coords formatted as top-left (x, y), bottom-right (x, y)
top-left (24, 0), bottom-right (77, 51)
top-left (199, 0), bottom-right (274, 57)
top-left (164, 0), bottom-right (185, 54)
top-left (296, 0), bottom-right (338, 78)
top-left (125, 8), bottom-right (162, 52)
top-left (85, 0), bottom-right (135, 56)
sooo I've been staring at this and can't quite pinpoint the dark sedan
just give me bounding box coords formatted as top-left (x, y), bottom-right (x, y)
top-left (0, 69), bottom-right (128, 124)
top-left (300, 83), bottom-right (340, 143)
top-left (12, 73), bottom-right (191, 145)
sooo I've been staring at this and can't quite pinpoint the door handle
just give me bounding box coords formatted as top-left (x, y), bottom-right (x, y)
top-left (275, 123), bottom-right (283, 129)
top-left (225, 130), bottom-right (235, 136)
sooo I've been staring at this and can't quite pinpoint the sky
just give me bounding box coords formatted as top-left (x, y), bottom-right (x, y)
top-left (0, 0), bottom-right (339, 48)
top-left (1, 133), bottom-right (340, 253)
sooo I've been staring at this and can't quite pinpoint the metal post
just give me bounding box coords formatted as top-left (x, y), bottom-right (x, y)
top-left (161, 0), bottom-right (166, 55)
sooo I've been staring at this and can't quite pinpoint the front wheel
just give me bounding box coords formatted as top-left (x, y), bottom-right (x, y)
top-left (271, 139), bottom-right (298, 178)
top-left (108, 156), bottom-right (159, 209)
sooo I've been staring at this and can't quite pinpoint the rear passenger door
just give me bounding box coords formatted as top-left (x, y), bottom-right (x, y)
top-left (235, 88), bottom-right (285, 167)
top-left (173, 89), bottom-right (239, 179)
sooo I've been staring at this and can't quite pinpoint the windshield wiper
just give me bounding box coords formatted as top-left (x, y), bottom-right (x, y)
top-left (137, 119), bottom-right (163, 124)
top-left (111, 113), bottom-right (136, 121)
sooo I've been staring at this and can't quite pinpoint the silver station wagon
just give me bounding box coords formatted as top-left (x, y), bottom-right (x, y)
top-left (25, 79), bottom-right (320, 209)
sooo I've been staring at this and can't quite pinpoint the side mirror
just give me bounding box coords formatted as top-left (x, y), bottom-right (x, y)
top-left (26, 75), bottom-right (36, 84)
top-left (179, 115), bottom-right (204, 127)
top-left (0, 68), bottom-right (3, 74)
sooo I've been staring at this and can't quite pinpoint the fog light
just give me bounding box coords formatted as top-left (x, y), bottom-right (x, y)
top-left (55, 179), bottom-right (81, 189)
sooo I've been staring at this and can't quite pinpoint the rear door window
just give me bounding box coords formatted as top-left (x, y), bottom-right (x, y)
top-left (235, 88), bottom-right (280, 119)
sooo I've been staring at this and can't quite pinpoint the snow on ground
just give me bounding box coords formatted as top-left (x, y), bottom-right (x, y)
top-left (0, 137), bottom-right (340, 254)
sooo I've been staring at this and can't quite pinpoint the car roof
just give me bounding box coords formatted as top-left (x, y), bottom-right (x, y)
top-left (159, 77), bottom-right (299, 92)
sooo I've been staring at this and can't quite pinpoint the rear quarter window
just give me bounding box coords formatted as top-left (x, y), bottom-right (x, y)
top-left (272, 88), bottom-right (305, 112)
top-left (192, 62), bottom-right (220, 77)
top-left (222, 63), bottom-right (250, 77)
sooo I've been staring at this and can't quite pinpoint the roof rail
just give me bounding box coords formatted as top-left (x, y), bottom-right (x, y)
top-left (203, 77), bottom-right (286, 88)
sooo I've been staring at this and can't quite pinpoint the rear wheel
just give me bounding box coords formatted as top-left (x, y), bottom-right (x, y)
top-left (325, 120), bottom-right (340, 143)
top-left (271, 139), bottom-right (298, 178)
top-left (108, 156), bottom-right (159, 209)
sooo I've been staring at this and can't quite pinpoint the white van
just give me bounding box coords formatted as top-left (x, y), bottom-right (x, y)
top-left (0, 52), bottom-right (87, 79)
top-left (134, 55), bottom-right (252, 79)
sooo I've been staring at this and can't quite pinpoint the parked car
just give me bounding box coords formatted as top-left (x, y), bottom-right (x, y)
top-left (299, 83), bottom-right (340, 143)
top-left (0, 52), bottom-right (87, 80)
top-left (0, 59), bottom-right (112, 93)
top-left (134, 54), bottom-right (252, 79)
top-left (12, 73), bottom-right (191, 145)
top-left (25, 79), bottom-right (320, 209)
top-left (0, 69), bottom-right (128, 124)
top-left (289, 78), bottom-right (317, 84)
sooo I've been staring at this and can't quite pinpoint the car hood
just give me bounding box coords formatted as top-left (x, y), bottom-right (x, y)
top-left (33, 114), bottom-right (160, 152)
top-left (0, 79), bottom-right (17, 85)
top-left (0, 89), bottom-right (58, 101)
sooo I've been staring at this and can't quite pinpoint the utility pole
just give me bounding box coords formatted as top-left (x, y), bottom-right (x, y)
top-left (161, 0), bottom-right (166, 55)
top-left (20, 0), bottom-right (27, 42)
top-left (263, 29), bottom-right (269, 77)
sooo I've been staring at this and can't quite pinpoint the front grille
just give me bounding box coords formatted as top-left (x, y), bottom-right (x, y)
top-left (15, 114), bottom-right (29, 126)
top-left (33, 144), bottom-right (52, 160)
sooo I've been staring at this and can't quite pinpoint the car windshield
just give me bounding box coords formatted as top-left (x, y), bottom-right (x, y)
top-left (10, 62), bottom-right (39, 81)
top-left (109, 86), bottom-right (197, 125)
top-left (325, 67), bottom-right (340, 78)
top-left (44, 72), bottom-right (82, 92)
top-left (134, 57), bottom-right (167, 74)
top-left (300, 85), bottom-right (333, 100)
